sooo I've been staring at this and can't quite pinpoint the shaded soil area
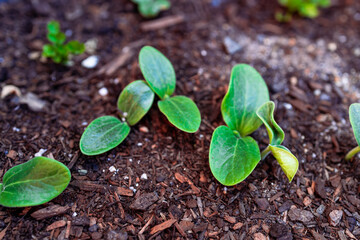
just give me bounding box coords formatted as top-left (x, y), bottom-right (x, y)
top-left (0, 0), bottom-right (360, 239)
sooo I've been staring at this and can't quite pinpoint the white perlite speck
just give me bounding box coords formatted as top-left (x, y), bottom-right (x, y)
top-left (35, 149), bottom-right (47, 157)
top-left (109, 166), bottom-right (117, 173)
top-left (99, 87), bottom-right (108, 96)
top-left (140, 173), bottom-right (148, 180)
top-left (81, 55), bottom-right (99, 69)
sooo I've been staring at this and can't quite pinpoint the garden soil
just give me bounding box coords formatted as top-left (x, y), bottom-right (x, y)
top-left (0, 0), bottom-right (360, 239)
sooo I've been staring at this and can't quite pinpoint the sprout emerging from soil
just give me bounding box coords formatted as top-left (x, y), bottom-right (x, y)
top-left (345, 103), bottom-right (360, 161)
top-left (209, 64), bottom-right (299, 186)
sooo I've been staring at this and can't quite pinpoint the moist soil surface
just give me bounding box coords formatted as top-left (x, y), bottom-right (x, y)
top-left (1, 0), bottom-right (360, 239)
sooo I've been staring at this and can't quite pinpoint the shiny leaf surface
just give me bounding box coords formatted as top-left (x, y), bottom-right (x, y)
top-left (117, 80), bottom-right (155, 126)
top-left (269, 145), bottom-right (298, 182)
top-left (256, 101), bottom-right (284, 145)
top-left (0, 157), bottom-right (71, 207)
top-left (80, 116), bottom-right (130, 155)
top-left (221, 64), bottom-right (269, 136)
top-left (158, 96), bottom-right (201, 133)
top-left (350, 103), bottom-right (360, 146)
top-left (209, 126), bottom-right (261, 186)
top-left (139, 46), bottom-right (176, 99)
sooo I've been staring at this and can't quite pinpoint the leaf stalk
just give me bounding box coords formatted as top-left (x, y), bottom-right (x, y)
top-left (345, 146), bottom-right (360, 161)
top-left (261, 146), bottom-right (271, 160)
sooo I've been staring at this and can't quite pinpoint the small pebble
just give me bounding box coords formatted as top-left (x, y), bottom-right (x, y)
top-left (329, 209), bottom-right (343, 226)
top-left (81, 55), bottom-right (99, 69)
top-left (12, 127), bottom-right (20, 132)
top-left (35, 148), bottom-right (47, 157)
top-left (354, 48), bottom-right (360, 57)
top-left (328, 42), bottom-right (337, 52)
top-left (98, 87), bottom-right (108, 96)
top-left (140, 173), bottom-right (148, 180)
top-left (139, 126), bottom-right (149, 133)
top-left (109, 166), bottom-right (116, 173)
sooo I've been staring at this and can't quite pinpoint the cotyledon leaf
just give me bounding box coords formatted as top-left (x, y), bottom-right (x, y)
top-left (0, 157), bottom-right (71, 207)
top-left (221, 64), bottom-right (269, 137)
top-left (209, 125), bottom-right (261, 186)
top-left (349, 103), bottom-right (360, 146)
top-left (117, 80), bottom-right (155, 126)
top-left (80, 116), bottom-right (130, 155)
top-left (268, 145), bottom-right (298, 182)
top-left (158, 95), bottom-right (201, 133)
top-left (256, 101), bottom-right (285, 146)
top-left (135, 0), bottom-right (171, 18)
top-left (139, 46), bottom-right (176, 99)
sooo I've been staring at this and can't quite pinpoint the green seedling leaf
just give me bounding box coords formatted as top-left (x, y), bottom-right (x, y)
top-left (0, 157), bottom-right (71, 207)
top-left (221, 64), bottom-right (269, 136)
top-left (132, 0), bottom-right (170, 18)
top-left (47, 20), bottom-right (60, 35)
top-left (158, 95), bottom-right (201, 133)
top-left (138, 0), bottom-right (171, 18)
top-left (42, 44), bottom-right (56, 57)
top-left (43, 20), bottom-right (84, 65)
top-left (349, 103), bottom-right (360, 146)
top-left (139, 46), bottom-right (176, 99)
top-left (66, 41), bottom-right (85, 55)
top-left (80, 116), bottom-right (130, 155)
top-left (117, 80), bottom-right (155, 126)
top-left (209, 126), bottom-right (261, 186)
top-left (299, 3), bottom-right (318, 18)
top-left (256, 101), bottom-right (284, 146)
top-left (317, 0), bottom-right (331, 7)
top-left (268, 145), bottom-right (298, 182)
top-left (47, 32), bottom-right (66, 45)
top-left (345, 103), bottom-right (360, 160)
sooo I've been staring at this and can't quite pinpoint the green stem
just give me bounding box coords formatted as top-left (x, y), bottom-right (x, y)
top-left (345, 146), bottom-right (360, 161)
top-left (261, 146), bottom-right (271, 160)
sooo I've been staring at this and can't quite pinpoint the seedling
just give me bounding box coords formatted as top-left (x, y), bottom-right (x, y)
top-left (0, 157), bottom-right (71, 207)
top-left (42, 20), bottom-right (85, 65)
top-left (131, 0), bottom-right (170, 18)
top-left (345, 103), bottom-right (360, 161)
top-left (80, 46), bottom-right (201, 156)
top-left (209, 64), bottom-right (298, 186)
top-left (276, 0), bottom-right (330, 22)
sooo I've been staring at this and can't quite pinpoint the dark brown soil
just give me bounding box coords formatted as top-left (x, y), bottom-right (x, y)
top-left (0, 0), bottom-right (360, 239)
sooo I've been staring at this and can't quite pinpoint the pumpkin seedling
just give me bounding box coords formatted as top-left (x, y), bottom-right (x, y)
top-left (42, 20), bottom-right (85, 65)
top-left (276, 0), bottom-right (330, 22)
top-left (80, 80), bottom-right (154, 155)
top-left (0, 157), bottom-right (71, 207)
top-left (209, 64), bottom-right (298, 186)
top-left (80, 46), bottom-right (200, 156)
top-left (139, 46), bottom-right (201, 133)
top-left (131, 0), bottom-right (170, 18)
top-left (345, 103), bottom-right (360, 161)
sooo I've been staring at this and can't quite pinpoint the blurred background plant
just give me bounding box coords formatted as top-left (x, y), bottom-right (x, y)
top-left (42, 20), bottom-right (85, 65)
top-left (131, 0), bottom-right (170, 18)
top-left (276, 0), bottom-right (331, 22)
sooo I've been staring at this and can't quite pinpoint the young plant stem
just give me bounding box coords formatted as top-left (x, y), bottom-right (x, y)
top-left (345, 146), bottom-right (360, 161)
top-left (261, 146), bottom-right (271, 160)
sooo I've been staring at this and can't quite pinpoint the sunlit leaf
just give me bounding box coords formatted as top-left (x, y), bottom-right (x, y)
top-left (209, 126), bottom-right (261, 186)
top-left (256, 101), bottom-right (284, 146)
top-left (349, 103), bottom-right (360, 146)
top-left (0, 157), bottom-right (71, 207)
top-left (269, 145), bottom-right (298, 182)
top-left (117, 80), bottom-right (155, 126)
top-left (221, 64), bottom-right (269, 136)
top-left (139, 46), bottom-right (176, 99)
top-left (80, 116), bottom-right (130, 155)
top-left (158, 95), bottom-right (201, 133)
